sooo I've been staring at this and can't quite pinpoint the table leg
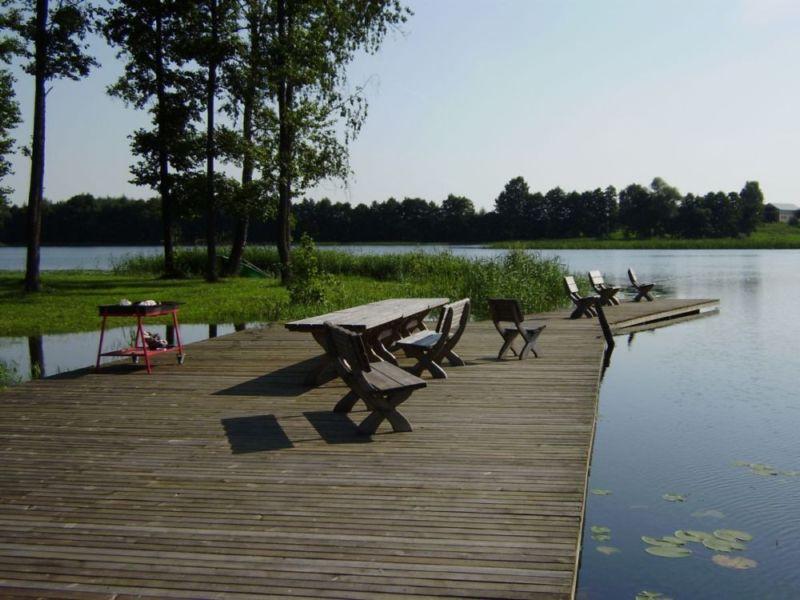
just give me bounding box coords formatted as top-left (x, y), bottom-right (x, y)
top-left (137, 316), bottom-right (152, 374)
top-left (172, 310), bottom-right (185, 364)
top-left (306, 331), bottom-right (337, 385)
top-left (95, 315), bottom-right (107, 371)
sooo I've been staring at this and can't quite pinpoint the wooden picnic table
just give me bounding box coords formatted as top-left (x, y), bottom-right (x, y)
top-left (285, 298), bottom-right (449, 385)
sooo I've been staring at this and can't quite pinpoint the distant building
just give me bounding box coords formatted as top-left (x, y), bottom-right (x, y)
top-left (767, 203), bottom-right (800, 223)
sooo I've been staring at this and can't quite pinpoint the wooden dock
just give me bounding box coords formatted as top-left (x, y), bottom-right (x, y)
top-left (0, 299), bottom-right (716, 599)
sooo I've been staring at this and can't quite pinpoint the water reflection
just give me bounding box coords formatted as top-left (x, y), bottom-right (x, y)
top-left (0, 323), bottom-right (262, 382)
top-left (27, 335), bottom-right (44, 379)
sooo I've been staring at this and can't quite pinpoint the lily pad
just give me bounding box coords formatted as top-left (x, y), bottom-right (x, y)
top-left (592, 533), bottom-right (611, 541)
top-left (642, 536), bottom-right (679, 547)
top-left (712, 554), bottom-right (758, 569)
top-left (732, 460), bottom-right (753, 467)
top-left (750, 463), bottom-right (779, 476)
top-left (686, 530), bottom-right (715, 542)
top-left (703, 537), bottom-right (737, 552)
top-left (595, 545), bottom-right (620, 555)
top-left (691, 509), bottom-right (725, 519)
top-left (662, 493), bottom-right (686, 502)
top-left (591, 488), bottom-right (612, 495)
top-left (782, 470), bottom-right (799, 477)
top-left (714, 529), bottom-right (753, 542)
top-left (660, 536), bottom-right (686, 545)
top-left (635, 592), bottom-right (663, 600)
top-left (645, 545), bottom-right (692, 558)
top-left (674, 529), bottom-right (708, 543)
top-left (590, 525), bottom-right (611, 534)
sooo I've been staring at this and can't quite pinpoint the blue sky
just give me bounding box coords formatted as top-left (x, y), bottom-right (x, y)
top-left (6, 0), bottom-right (800, 211)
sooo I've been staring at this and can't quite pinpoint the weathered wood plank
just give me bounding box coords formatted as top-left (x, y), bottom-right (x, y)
top-left (0, 298), bottom-right (717, 599)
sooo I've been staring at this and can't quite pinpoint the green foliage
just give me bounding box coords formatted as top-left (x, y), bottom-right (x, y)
top-left (112, 246), bottom-right (569, 321)
top-left (286, 234), bottom-right (341, 306)
top-left (0, 359), bottom-right (19, 389)
top-left (763, 203), bottom-right (779, 223)
top-left (0, 68), bottom-right (19, 203)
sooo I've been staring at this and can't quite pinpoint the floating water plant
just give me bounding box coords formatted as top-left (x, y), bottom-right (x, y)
top-left (641, 536), bottom-right (680, 547)
top-left (674, 530), bottom-right (702, 542)
top-left (590, 524), bottom-right (611, 541)
top-left (714, 529), bottom-right (753, 542)
top-left (734, 461), bottom-right (784, 476)
top-left (590, 488), bottom-right (612, 495)
top-left (662, 493), bottom-right (686, 502)
top-left (691, 509), bottom-right (725, 519)
top-left (712, 554), bottom-right (758, 569)
top-left (595, 545), bottom-right (620, 555)
top-left (590, 525), bottom-right (610, 534)
top-left (645, 545), bottom-right (692, 558)
top-left (660, 536), bottom-right (686, 545)
top-left (636, 592), bottom-right (673, 600)
top-left (703, 537), bottom-right (738, 552)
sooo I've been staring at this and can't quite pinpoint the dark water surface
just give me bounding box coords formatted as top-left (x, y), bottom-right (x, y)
top-left (1, 246), bottom-right (799, 598)
top-left (577, 250), bottom-right (800, 599)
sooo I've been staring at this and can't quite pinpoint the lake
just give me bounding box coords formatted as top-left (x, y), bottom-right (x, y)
top-left (1, 245), bottom-right (798, 598)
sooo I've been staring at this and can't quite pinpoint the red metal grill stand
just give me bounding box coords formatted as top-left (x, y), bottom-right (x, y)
top-left (96, 303), bottom-right (185, 374)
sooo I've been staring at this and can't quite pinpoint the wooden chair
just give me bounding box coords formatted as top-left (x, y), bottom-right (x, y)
top-left (396, 299), bottom-right (470, 379)
top-left (628, 268), bottom-right (655, 302)
top-left (325, 322), bottom-right (426, 434)
top-left (588, 270), bottom-right (621, 306)
top-left (487, 298), bottom-right (546, 360)
top-left (564, 276), bottom-right (597, 319)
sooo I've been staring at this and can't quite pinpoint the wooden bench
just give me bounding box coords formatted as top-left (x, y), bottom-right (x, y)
top-left (564, 276), bottom-right (597, 319)
top-left (396, 298), bottom-right (470, 379)
top-left (325, 322), bottom-right (426, 434)
top-left (488, 298), bottom-right (546, 360)
top-left (588, 270), bottom-right (621, 306)
top-left (628, 268), bottom-right (655, 302)
top-left (285, 298), bottom-right (448, 385)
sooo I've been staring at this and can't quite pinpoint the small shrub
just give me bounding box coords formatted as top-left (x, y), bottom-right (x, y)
top-left (0, 361), bottom-right (19, 389)
top-left (286, 234), bottom-right (342, 307)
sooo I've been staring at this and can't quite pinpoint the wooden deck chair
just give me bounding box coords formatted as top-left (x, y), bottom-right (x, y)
top-left (325, 322), bottom-right (426, 434)
top-left (588, 270), bottom-right (621, 306)
top-left (396, 299), bottom-right (470, 379)
top-left (564, 276), bottom-right (597, 319)
top-left (628, 268), bottom-right (655, 302)
top-left (487, 298), bottom-right (546, 360)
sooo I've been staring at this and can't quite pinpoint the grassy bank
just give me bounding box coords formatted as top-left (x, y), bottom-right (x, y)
top-left (0, 250), bottom-right (569, 337)
top-left (488, 223), bottom-right (800, 250)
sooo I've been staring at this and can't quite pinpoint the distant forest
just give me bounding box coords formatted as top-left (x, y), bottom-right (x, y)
top-left (0, 177), bottom-right (768, 246)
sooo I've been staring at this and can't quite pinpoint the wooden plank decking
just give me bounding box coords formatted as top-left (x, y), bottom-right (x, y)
top-left (0, 299), bottom-right (716, 599)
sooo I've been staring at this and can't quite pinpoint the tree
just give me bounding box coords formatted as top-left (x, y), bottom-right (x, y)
top-left (103, 0), bottom-right (201, 278)
top-left (5, 0), bottom-right (96, 291)
top-left (441, 194), bottom-right (474, 242)
top-left (263, 0), bottom-right (410, 283)
top-left (494, 176), bottom-right (530, 239)
top-left (0, 9), bottom-right (21, 205)
top-left (762, 203), bottom-right (779, 223)
top-left (185, 0), bottom-right (239, 281)
top-left (737, 181), bottom-right (763, 235)
top-left (221, 0), bottom-right (272, 276)
top-left (619, 178), bottom-right (678, 238)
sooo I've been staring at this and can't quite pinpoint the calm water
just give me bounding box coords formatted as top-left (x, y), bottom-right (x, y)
top-left (577, 250), bottom-right (800, 599)
top-left (1, 245), bottom-right (799, 597)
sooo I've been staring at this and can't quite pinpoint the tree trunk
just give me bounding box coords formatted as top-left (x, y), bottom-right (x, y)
top-left (154, 5), bottom-right (176, 277)
top-left (276, 0), bottom-right (292, 284)
top-left (205, 0), bottom-right (219, 282)
top-left (225, 6), bottom-right (258, 277)
top-left (24, 0), bottom-right (48, 293)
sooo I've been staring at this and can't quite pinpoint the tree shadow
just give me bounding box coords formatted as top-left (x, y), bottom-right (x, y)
top-left (221, 415), bottom-right (294, 453)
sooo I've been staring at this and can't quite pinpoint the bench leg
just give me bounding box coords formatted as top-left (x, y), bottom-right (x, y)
top-left (498, 332), bottom-right (519, 359)
top-left (406, 349), bottom-right (448, 380)
top-left (333, 390), bottom-right (359, 414)
top-left (357, 391), bottom-right (413, 434)
top-left (518, 330), bottom-right (543, 360)
top-left (444, 349), bottom-right (465, 367)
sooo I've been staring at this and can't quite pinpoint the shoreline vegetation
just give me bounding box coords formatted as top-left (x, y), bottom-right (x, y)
top-left (0, 249), bottom-right (570, 337)
top-left (488, 223), bottom-right (800, 250)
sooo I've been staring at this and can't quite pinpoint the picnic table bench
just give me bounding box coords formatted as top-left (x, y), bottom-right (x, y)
top-left (285, 298), bottom-right (449, 385)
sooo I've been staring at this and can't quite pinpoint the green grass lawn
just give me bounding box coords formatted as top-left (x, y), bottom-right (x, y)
top-left (0, 272), bottom-right (413, 337)
top-left (488, 223), bottom-right (800, 250)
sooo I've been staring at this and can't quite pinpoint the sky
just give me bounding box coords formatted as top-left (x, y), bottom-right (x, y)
top-left (5, 0), bottom-right (800, 211)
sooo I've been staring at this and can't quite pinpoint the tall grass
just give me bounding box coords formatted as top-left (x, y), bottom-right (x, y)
top-left (113, 247), bottom-right (570, 319)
